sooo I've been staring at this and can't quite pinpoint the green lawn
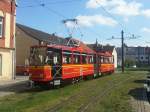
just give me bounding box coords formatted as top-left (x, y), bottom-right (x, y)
top-left (0, 71), bottom-right (147, 112)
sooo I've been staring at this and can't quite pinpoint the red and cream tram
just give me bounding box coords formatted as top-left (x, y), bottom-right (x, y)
top-left (29, 44), bottom-right (114, 86)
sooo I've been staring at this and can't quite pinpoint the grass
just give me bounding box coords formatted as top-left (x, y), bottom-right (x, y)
top-left (0, 71), bottom-right (148, 112)
top-left (117, 67), bottom-right (150, 71)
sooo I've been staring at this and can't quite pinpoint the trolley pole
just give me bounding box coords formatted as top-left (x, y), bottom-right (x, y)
top-left (121, 30), bottom-right (124, 73)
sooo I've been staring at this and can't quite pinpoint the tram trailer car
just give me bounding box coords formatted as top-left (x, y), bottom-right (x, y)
top-left (29, 45), bottom-right (114, 86)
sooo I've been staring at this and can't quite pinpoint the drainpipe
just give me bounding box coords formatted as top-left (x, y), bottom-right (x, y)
top-left (11, 0), bottom-right (16, 80)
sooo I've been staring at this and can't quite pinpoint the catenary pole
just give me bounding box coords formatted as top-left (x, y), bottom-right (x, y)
top-left (121, 30), bottom-right (124, 73)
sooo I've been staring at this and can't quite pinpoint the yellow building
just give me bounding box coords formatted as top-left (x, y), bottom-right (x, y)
top-left (0, 0), bottom-right (16, 80)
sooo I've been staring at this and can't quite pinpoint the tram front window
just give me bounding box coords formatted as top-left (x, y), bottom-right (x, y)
top-left (30, 47), bottom-right (47, 66)
top-left (30, 47), bottom-right (61, 66)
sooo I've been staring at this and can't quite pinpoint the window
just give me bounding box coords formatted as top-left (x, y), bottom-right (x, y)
top-left (82, 54), bottom-right (87, 64)
top-left (63, 53), bottom-right (72, 64)
top-left (0, 55), bottom-right (2, 75)
top-left (74, 55), bottom-right (80, 64)
top-left (104, 57), bottom-right (109, 64)
top-left (0, 17), bottom-right (3, 38)
top-left (89, 55), bottom-right (94, 64)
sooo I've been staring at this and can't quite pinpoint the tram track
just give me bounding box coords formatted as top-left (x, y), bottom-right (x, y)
top-left (45, 74), bottom-right (130, 112)
top-left (77, 74), bottom-right (144, 112)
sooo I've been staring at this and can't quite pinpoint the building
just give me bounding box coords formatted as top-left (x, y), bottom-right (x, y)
top-left (16, 23), bottom-right (67, 74)
top-left (88, 43), bottom-right (118, 68)
top-left (102, 45), bottom-right (117, 68)
top-left (0, 0), bottom-right (16, 80)
top-left (117, 46), bottom-right (150, 67)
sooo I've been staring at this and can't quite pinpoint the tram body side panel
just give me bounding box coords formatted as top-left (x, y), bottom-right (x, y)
top-left (82, 64), bottom-right (94, 76)
top-left (62, 64), bottom-right (94, 79)
top-left (100, 63), bottom-right (115, 73)
top-left (29, 66), bottom-right (52, 82)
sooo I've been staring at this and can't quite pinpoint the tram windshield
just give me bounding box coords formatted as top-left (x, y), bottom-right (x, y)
top-left (29, 47), bottom-right (61, 66)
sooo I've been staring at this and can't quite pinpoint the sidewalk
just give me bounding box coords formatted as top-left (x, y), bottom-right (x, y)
top-left (0, 76), bottom-right (29, 97)
top-left (0, 76), bottom-right (29, 86)
top-left (131, 88), bottom-right (150, 112)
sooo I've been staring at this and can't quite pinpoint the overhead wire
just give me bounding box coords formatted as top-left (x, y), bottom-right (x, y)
top-left (95, 0), bottom-right (125, 30)
top-left (18, 0), bottom-right (83, 8)
top-left (18, 0), bottom-right (108, 43)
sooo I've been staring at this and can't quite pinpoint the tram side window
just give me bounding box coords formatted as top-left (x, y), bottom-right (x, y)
top-left (89, 56), bottom-right (94, 64)
top-left (45, 52), bottom-right (61, 65)
top-left (82, 55), bottom-right (87, 64)
top-left (109, 57), bottom-right (113, 64)
top-left (104, 57), bottom-right (108, 64)
top-left (74, 55), bottom-right (80, 64)
top-left (63, 54), bottom-right (72, 64)
top-left (107, 57), bottom-right (109, 64)
top-left (100, 56), bottom-right (103, 63)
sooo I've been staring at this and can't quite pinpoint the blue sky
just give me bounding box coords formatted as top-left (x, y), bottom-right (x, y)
top-left (16, 0), bottom-right (150, 47)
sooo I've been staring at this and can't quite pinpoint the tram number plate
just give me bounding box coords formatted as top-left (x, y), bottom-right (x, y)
top-left (54, 80), bottom-right (60, 86)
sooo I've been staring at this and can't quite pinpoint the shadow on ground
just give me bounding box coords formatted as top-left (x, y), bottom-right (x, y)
top-left (128, 87), bottom-right (146, 101)
top-left (0, 81), bottom-right (53, 96)
top-left (129, 79), bottom-right (150, 103)
top-left (0, 79), bottom-right (76, 95)
top-left (134, 80), bottom-right (147, 84)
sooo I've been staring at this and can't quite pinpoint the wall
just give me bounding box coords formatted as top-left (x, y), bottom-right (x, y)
top-left (0, 0), bottom-right (16, 80)
top-left (16, 26), bottom-right (39, 66)
top-left (112, 48), bottom-right (117, 68)
top-left (0, 48), bottom-right (14, 80)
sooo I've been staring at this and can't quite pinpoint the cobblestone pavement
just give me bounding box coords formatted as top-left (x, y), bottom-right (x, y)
top-left (131, 88), bottom-right (150, 112)
top-left (0, 76), bottom-right (29, 97)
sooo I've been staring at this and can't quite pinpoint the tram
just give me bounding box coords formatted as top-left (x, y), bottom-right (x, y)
top-left (29, 43), bottom-right (114, 86)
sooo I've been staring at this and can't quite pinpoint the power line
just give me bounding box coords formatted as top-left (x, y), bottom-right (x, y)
top-left (95, 0), bottom-right (125, 30)
top-left (18, 0), bottom-right (107, 42)
top-left (18, 0), bottom-right (83, 8)
top-left (44, 6), bottom-right (67, 19)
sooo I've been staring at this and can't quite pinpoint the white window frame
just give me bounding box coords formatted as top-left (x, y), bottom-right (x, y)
top-left (0, 17), bottom-right (3, 38)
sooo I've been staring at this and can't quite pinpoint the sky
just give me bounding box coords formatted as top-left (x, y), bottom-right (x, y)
top-left (16, 0), bottom-right (150, 47)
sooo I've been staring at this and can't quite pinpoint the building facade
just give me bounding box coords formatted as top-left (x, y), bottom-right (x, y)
top-left (117, 46), bottom-right (150, 67)
top-left (15, 23), bottom-right (67, 74)
top-left (0, 0), bottom-right (16, 80)
top-left (102, 45), bottom-right (117, 68)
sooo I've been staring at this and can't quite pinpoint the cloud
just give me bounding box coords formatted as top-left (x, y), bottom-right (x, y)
top-left (86, 0), bottom-right (142, 17)
top-left (111, 1), bottom-right (142, 17)
top-left (141, 27), bottom-right (150, 33)
top-left (141, 9), bottom-right (150, 18)
top-left (86, 0), bottom-right (126, 9)
top-left (86, 0), bottom-right (108, 9)
top-left (65, 14), bottom-right (118, 28)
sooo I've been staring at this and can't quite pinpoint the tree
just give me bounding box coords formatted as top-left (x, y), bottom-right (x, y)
top-left (125, 58), bottom-right (136, 68)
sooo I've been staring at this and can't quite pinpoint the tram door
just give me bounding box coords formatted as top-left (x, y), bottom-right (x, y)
top-left (47, 48), bottom-right (62, 79)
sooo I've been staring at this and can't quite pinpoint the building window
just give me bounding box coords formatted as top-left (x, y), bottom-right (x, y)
top-left (0, 17), bottom-right (3, 38)
top-left (0, 55), bottom-right (2, 75)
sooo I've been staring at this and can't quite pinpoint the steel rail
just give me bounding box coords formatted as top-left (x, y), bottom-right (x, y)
top-left (45, 74), bottom-right (126, 112)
